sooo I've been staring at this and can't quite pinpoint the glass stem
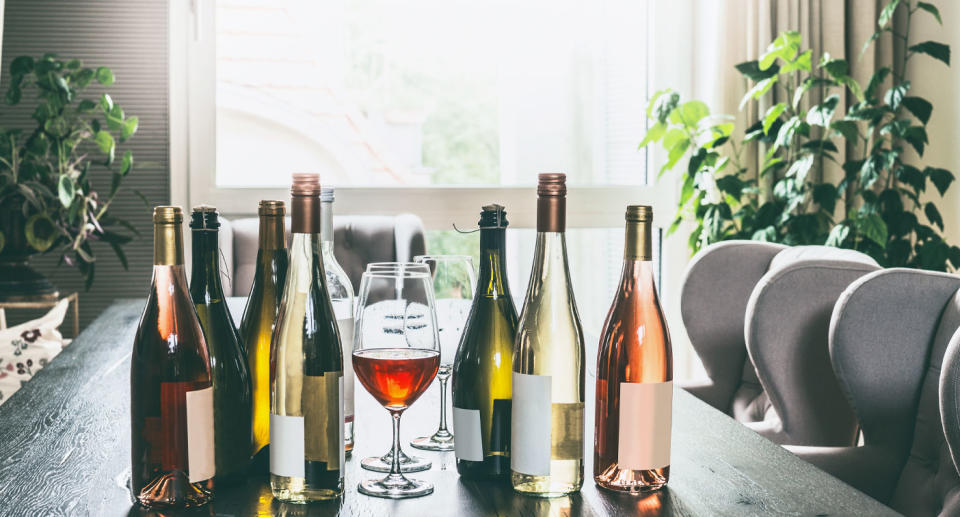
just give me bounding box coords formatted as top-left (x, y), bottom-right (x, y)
top-left (436, 375), bottom-right (450, 437)
top-left (390, 410), bottom-right (404, 477)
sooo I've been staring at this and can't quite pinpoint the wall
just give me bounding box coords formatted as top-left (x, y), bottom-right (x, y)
top-left (0, 0), bottom-right (169, 334)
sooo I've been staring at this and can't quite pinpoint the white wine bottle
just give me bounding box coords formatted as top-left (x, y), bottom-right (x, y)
top-left (511, 173), bottom-right (585, 497)
top-left (320, 186), bottom-right (356, 453)
top-left (270, 174), bottom-right (344, 502)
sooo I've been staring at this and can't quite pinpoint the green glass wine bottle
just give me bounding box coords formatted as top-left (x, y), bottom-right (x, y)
top-left (190, 205), bottom-right (253, 486)
top-left (452, 204), bottom-right (519, 480)
top-left (239, 200), bottom-right (289, 474)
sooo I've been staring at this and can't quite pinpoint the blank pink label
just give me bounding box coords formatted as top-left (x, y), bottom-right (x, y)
top-left (618, 381), bottom-right (672, 470)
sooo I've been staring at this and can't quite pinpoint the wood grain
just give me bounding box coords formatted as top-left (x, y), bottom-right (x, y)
top-left (0, 299), bottom-right (896, 516)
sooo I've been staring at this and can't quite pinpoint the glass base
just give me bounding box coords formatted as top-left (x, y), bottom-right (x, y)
top-left (361, 449), bottom-right (432, 473)
top-left (358, 474), bottom-right (434, 499)
top-left (410, 431), bottom-right (454, 451)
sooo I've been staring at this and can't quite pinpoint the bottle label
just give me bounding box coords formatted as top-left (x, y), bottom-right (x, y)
top-left (185, 386), bottom-right (215, 483)
top-left (336, 314), bottom-right (355, 422)
top-left (511, 372), bottom-right (552, 476)
top-left (453, 407), bottom-right (483, 461)
top-left (618, 381), bottom-right (672, 470)
top-left (304, 372), bottom-right (344, 471)
top-left (270, 414), bottom-right (305, 478)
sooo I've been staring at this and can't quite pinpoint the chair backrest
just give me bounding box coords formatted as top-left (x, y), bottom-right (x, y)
top-left (939, 325), bottom-right (960, 516)
top-left (830, 268), bottom-right (960, 513)
top-left (680, 240), bottom-right (786, 412)
top-left (223, 214), bottom-right (427, 296)
top-left (744, 246), bottom-right (878, 446)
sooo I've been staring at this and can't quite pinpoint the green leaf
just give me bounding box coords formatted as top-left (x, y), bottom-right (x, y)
top-left (785, 153), bottom-right (815, 183)
top-left (813, 183), bottom-right (839, 214)
top-left (77, 99), bottom-right (97, 112)
top-left (109, 241), bottom-right (129, 270)
top-left (670, 101), bottom-right (709, 127)
top-left (652, 91), bottom-right (680, 124)
top-left (861, 29), bottom-right (890, 59)
top-left (24, 213), bottom-right (57, 252)
top-left (897, 165), bottom-right (926, 194)
top-left (858, 214), bottom-right (889, 246)
top-left (793, 77), bottom-right (834, 110)
top-left (780, 49), bottom-right (812, 74)
top-left (735, 60), bottom-right (779, 82)
top-left (884, 81), bottom-right (910, 110)
top-left (99, 93), bottom-right (113, 113)
top-left (759, 31), bottom-right (802, 70)
top-left (801, 140), bottom-right (839, 153)
top-left (902, 97), bottom-right (932, 125)
top-left (5, 87), bottom-right (21, 105)
top-left (820, 56), bottom-right (849, 79)
top-left (903, 125), bottom-right (928, 156)
top-left (879, 0), bottom-right (901, 28)
top-left (646, 89), bottom-right (670, 118)
top-left (10, 56), bottom-right (34, 76)
top-left (763, 103), bottom-right (787, 134)
top-left (806, 94), bottom-right (840, 127)
top-left (121, 116), bottom-right (139, 141)
top-left (926, 167), bottom-right (955, 195)
top-left (57, 175), bottom-right (75, 208)
top-left (739, 76), bottom-right (779, 110)
top-left (639, 121), bottom-right (666, 148)
top-left (660, 137), bottom-right (690, 177)
top-left (94, 130), bottom-right (116, 164)
top-left (909, 41), bottom-right (950, 66)
top-left (716, 174), bottom-right (744, 199)
top-left (831, 120), bottom-right (859, 141)
top-left (865, 67), bottom-right (891, 100)
top-left (72, 68), bottom-right (95, 88)
top-left (105, 104), bottom-right (125, 132)
top-left (95, 66), bottom-right (115, 85)
top-left (917, 2), bottom-right (942, 24)
top-left (826, 223), bottom-right (851, 247)
top-left (121, 150), bottom-right (134, 175)
top-left (925, 202), bottom-right (944, 230)
top-left (65, 58), bottom-right (82, 70)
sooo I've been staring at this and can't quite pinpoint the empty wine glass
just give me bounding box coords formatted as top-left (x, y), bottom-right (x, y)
top-left (353, 268), bottom-right (440, 498)
top-left (410, 255), bottom-right (476, 452)
top-left (357, 262), bottom-right (434, 474)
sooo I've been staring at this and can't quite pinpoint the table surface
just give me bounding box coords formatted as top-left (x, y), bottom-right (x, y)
top-left (0, 298), bottom-right (897, 517)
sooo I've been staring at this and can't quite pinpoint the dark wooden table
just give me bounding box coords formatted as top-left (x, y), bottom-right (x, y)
top-left (0, 299), bottom-right (897, 517)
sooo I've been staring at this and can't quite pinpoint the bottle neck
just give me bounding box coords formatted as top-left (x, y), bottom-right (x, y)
top-left (619, 220), bottom-right (657, 301)
top-left (190, 228), bottom-right (225, 296)
top-left (259, 214), bottom-right (286, 251)
top-left (624, 220), bottom-right (652, 261)
top-left (320, 201), bottom-right (334, 244)
top-left (529, 231), bottom-right (572, 292)
top-left (477, 227), bottom-right (510, 298)
top-left (536, 196), bottom-right (565, 233)
top-left (153, 223), bottom-right (184, 266)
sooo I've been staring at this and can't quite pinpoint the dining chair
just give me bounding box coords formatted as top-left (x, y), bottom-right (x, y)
top-left (681, 241), bottom-right (879, 446)
top-left (795, 268), bottom-right (960, 515)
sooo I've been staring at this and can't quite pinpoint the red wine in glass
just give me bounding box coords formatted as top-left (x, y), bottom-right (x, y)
top-left (353, 349), bottom-right (440, 410)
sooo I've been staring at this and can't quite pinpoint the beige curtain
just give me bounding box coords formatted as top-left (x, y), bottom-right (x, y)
top-left (691, 0), bottom-right (901, 212)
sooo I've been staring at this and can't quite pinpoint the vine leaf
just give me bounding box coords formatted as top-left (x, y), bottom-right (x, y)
top-left (927, 167), bottom-right (955, 195)
top-left (902, 96), bottom-right (933, 124)
top-left (917, 2), bottom-right (942, 25)
top-left (909, 41), bottom-right (950, 66)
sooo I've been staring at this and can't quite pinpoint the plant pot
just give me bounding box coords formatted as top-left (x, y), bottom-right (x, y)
top-left (0, 207), bottom-right (58, 302)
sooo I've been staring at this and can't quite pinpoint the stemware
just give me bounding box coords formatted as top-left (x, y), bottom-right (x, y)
top-left (410, 255), bottom-right (476, 451)
top-left (353, 268), bottom-right (441, 498)
top-left (357, 262), bottom-right (434, 473)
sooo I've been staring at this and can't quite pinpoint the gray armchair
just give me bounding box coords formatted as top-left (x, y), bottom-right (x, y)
top-left (681, 241), bottom-right (879, 446)
top-left (219, 214), bottom-right (426, 296)
top-left (795, 268), bottom-right (960, 515)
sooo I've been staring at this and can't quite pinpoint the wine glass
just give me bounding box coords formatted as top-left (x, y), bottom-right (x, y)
top-left (410, 255), bottom-right (476, 451)
top-left (353, 268), bottom-right (441, 498)
top-left (358, 262), bottom-right (434, 473)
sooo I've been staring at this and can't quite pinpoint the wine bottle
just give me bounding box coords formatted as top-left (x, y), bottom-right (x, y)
top-left (131, 206), bottom-right (215, 507)
top-left (189, 206), bottom-right (253, 485)
top-left (239, 200), bottom-right (289, 473)
top-left (511, 173), bottom-right (585, 496)
top-left (452, 204), bottom-right (518, 480)
top-left (594, 205), bottom-right (672, 493)
top-left (320, 187), bottom-right (356, 453)
top-left (270, 174), bottom-right (344, 502)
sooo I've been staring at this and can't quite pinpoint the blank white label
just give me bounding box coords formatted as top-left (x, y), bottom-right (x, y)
top-left (511, 372), bottom-right (551, 476)
top-left (453, 407), bottom-right (483, 461)
top-left (336, 315), bottom-right (355, 420)
top-left (618, 381), bottom-right (672, 470)
top-left (270, 414), bottom-right (305, 478)
top-left (185, 386), bottom-right (215, 483)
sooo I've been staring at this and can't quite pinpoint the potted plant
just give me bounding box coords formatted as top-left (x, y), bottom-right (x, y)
top-left (0, 53), bottom-right (139, 300)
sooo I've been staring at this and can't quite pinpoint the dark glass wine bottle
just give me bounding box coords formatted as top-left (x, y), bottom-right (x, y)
top-left (452, 204), bottom-right (518, 480)
top-left (595, 205), bottom-right (672, 493)
top-left (189, 206), bottom-right (252, 486)
top-left (131, 206), bottom-right (215, 508)
top-left (270, 173), bottom-right (344, 502)
top-left (239, 200), bottom-right (289, 473)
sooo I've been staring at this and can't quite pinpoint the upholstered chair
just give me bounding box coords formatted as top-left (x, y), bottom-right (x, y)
top-left (220, 214), bottom-right (427, 296)
top-left (681, 241), bottom-right (879, 446)
top-left (795, 268), bottom-right (960, 515)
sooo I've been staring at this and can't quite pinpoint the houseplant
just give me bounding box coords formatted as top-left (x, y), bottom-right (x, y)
top-left (0, 53), bottom-right (139, 299)
top-left (642, 0), bottom-right (959, 270)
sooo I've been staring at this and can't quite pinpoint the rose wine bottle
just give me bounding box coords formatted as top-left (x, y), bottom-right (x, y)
top-left (320, 187), bottom-right (356, 453)
top-left (270, 174), bottom-right (344, 502)
top-left (131, 206), bottom-right (215, 508)
top-left (594, 205), bottom-right (672, 493)
top-left (511, 173), bottom-right (585, 497)
top-left (238, 200), bottom-right (289, 473)
top-left (452, 204), bottom-right (518, 480)
top-left (189, 206), bottom-right (252, 486)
